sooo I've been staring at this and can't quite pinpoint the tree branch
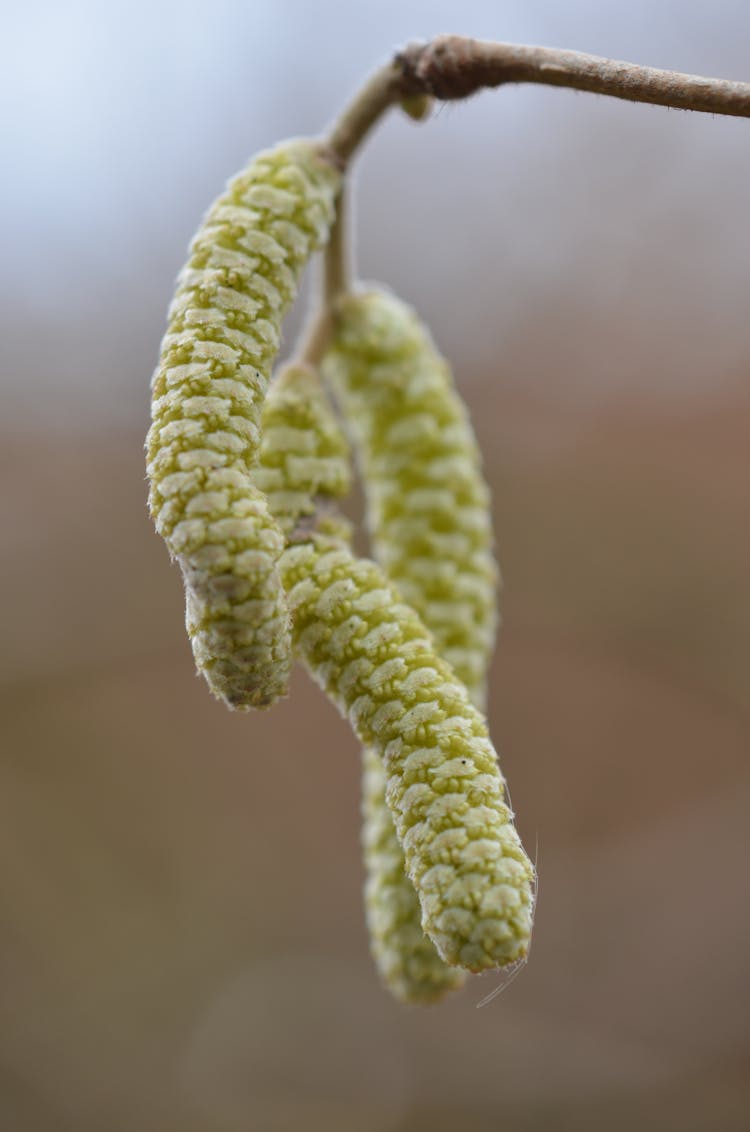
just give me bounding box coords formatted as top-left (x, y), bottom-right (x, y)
top-left (325, 35), bottom-right (750, 167)
top-left (312, 35), bottom-right (750, 371)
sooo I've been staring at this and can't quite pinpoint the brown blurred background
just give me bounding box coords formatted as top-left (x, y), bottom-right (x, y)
top-left (1, 1), bottom-right (749, 1129)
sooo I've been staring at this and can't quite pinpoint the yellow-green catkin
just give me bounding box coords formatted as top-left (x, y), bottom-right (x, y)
top-left (146, 140), bottom-right (341, 709)
top-left (256, 367), bottom-right (532, 973)
top-left (323, 288), bottom-right (500, 999)
top-left (279, 541), bottom-right (534, 972)
top-left (254, 364), bottom-right (352, 542)
top-left (323, 287), bottom-right (498, 699)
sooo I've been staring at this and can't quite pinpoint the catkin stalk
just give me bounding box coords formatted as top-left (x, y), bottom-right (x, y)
top-left (146, 140), bottom-right (340, 708)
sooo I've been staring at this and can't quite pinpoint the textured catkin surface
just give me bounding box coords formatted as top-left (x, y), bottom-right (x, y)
top-left (323, 287), bottom-right (498, 695)
top-left (324, 288), bottom-right (500, 998)
top-left (254, 365), bottom-right (352, 541)
top-left (146, 140), bottom-right (341, 709)
top-left (279, 542), bottom-right (534, 973)
top-left (361, 743), bottom-right (465, 1000)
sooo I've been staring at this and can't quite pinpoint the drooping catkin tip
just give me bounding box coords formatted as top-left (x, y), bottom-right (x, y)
top-left (421, 830), bottom-right (536, 972)
top-left (362, 745), bottom-right (466, 1003)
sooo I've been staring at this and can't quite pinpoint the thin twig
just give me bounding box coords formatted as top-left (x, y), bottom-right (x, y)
top-left (326, 35), bottom-right (750, 167)
top-left (326, 59), bottom-right (419, 165)
top-left (324, 187), bottom-right (351, 302)
top-left (293, 304), bottom-right (332, 369)
top-left (308, 35), bottom-right (750, 368)
top-left (291, 186), bottom-right (351, 369)
top-left (410, 37), bottom-right (750, 113)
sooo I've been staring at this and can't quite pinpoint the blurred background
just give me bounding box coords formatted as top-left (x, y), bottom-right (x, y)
top-left (1, 1), bottom-right (749, 1128)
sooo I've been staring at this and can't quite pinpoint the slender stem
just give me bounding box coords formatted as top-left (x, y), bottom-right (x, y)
top-left (325, 187), bottom-right (350, 302)
top-left (292, 186), bottom-right (351, 369)
top-left (327, 59), bottom-right (416, 166)
top-left (294, 305), bottom-right (332, 370)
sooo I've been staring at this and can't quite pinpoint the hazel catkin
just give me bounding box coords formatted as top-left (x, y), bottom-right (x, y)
top-left (278, 540), bottom-right (534, 973)
top-left (146, 140), bottom-right (341, 709)
top-left (323, 287), bottom-right (498, 700)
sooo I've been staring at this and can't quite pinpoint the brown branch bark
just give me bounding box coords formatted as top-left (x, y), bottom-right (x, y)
top-left (326, 35), bottom-right (750, 167)
top-left (311, 35), bottom-right (750, 364)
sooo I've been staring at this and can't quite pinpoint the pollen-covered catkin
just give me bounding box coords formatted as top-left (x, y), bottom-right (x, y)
top-left (323, 288), bottom-right (500, 999)
top-left (323, 287), bottom-right (498, 699)
top-left (146, 140), bottom-right (341, 708)
top-left (278, 542), bottom-right (534, 972)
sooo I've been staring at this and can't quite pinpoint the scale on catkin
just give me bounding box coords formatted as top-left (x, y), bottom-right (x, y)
top-left (257, 368), bottom-right (535, 976)
top-left (324, 287), bottom-right (500, 1002)
top-left (146, 140), bottom-right (341, 708)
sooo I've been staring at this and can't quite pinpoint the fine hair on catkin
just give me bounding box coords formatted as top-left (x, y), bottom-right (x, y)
top-left (255, 371), bottom-right (534, 974)
top-left (324, 286), bottom-right (500, 1001)
top-left (146, 140), bottom-right (341, 709)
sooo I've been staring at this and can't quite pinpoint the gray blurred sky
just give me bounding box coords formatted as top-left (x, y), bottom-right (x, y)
top-left (3, 0), bottom-right (750, 429)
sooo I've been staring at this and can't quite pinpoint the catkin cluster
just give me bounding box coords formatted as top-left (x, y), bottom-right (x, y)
top-left (146, 140), bottom-right (340, 708)
top-left (146, 136), bottom-right (535, 1000)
